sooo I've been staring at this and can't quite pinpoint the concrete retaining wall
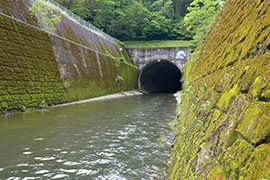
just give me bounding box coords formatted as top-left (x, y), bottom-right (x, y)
top-left (127, 47), bottom-right (189, 70)
top-left (0, 0), bottom-right (138, 114)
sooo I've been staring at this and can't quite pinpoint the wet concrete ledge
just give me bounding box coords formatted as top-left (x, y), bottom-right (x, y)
top-left (54, 91), bottom-right (143, 107)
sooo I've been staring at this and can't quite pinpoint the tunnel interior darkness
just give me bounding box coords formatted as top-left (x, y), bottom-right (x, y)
top-left (138, 60), bottom-right (182, 93)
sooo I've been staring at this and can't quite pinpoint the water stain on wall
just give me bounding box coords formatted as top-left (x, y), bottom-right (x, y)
top-left (0, 0), bottom-right (138, 114)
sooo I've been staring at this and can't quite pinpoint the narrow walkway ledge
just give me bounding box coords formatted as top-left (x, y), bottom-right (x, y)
top-left (54, 91), bottom-right (143, 108)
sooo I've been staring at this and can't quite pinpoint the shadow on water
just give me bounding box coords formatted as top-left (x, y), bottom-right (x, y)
top-left (0, 93), bottom-right (177, 179)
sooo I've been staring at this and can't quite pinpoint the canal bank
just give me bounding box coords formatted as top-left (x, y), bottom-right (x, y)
top-left (54, 90), bottom-right (143, 107)
top-left (166, 0), bottom-right (270, 179)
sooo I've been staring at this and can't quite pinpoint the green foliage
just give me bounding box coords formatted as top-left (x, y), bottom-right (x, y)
top-left (202, 100), bottom-right (212, 112)
top-left (124, 40), bottom-right (190, 48)
top-left (28, 1), bottom-right (62, 31)
top-left (168, 118), bottom-right (178, 127)
top-left (157, 136), bottom-right (166, 146)
top-left (191, 103), bottom-right (195, 111)
top-left (117, 75), bottom-right (124, 81)
top-left (168, 118), bottom-right (179, 135)
top-left (70, 5), bottom-right (91, 20)
top-left (137, 89), bottom-right (149, 94)
top-left (132, 56), bottom-right (140, 63)
top-left (184, 0), bottom-right (224, 52)
top-left (21, 105), bottom-right (30, 112)
top-left (54, 0), bottom-right (76, 9)
top-left (116, 39), bottom-right (126, 47)
top-left (55, 0), bottom-right (194, 41)
top-left (190, 168), bottom-right (196, 180)
top-left (215, 104), bottom-right (225, 113)
top-left (202, 82), bottom-right (207, 90)
top-left (38, 100), bottom-right (48, 109)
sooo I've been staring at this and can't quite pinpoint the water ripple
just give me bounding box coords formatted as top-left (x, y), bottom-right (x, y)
top-left (0, 94), bottom-right (176, 179)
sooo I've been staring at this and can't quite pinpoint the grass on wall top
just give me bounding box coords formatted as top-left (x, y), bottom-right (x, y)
top-left (123, 40), bottom-right (190, 49)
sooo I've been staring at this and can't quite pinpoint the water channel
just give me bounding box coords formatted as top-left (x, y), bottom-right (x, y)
top-left (0, 94), bottom-right (177, 179)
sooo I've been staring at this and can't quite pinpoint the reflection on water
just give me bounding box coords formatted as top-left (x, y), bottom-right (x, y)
top-left (0, 94), bottom-right (177, 179)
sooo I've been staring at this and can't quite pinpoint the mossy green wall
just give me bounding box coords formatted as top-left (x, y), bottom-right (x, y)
top-left (45, 11), bottom-right (139, 102)
top-left (167, 0), bottom-right (269, 179)
top-left (0, 14), bottom-right (65, 114)
top-left (0, 0), bottom-right (138, 114)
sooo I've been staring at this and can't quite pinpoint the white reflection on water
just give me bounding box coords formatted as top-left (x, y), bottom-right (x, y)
top-left (17, 163), bottom-right (29, 167)
top-left (76, 169), bottom-right (93, 175)
top-left (0, 94), bottom-right (176, 179)
top-left (23, 152), bottom-right (32, 155)
top-left (59, 168), bottom-right (77, 173)
top-left (35, 170), bottom-right (49, 174)
top-left (34, 157), bottom-right (56, 161)
top-left (51, 173), bottom-right (69, 179)
top-left (63, 161), bottom-right (81, 166)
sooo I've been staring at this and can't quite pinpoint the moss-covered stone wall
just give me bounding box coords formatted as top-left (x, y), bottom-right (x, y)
top-left (26, 0), bottom-right (138, 102)
top-left (0, 0), bottom-right (138, 113)
top-left (45, 11), bottom-right (139, 101)
top-left (0, 0), bottom-right (36, 25)
top-left (167, 0), bottom-right (269, 179)
top-left (0, 14), bottom-right (65, 113)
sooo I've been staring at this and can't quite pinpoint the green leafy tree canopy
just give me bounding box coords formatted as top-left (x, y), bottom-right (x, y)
top-left (184, 0), bottom-right (224, 52)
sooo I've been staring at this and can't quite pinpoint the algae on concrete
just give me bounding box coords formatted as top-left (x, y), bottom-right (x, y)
top-left (0, 0), bottom-right (139, 114)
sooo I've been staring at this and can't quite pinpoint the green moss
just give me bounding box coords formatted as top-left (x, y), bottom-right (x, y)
top-left (217, 84), bottom-right (241, 112)
top-left (0, 4), bottom-right (139, 114)
top-left (63, 82), bottom-right (119, 102)
top-left (167, 0), bottom-right (270, 179)
top-left (1, 102), bottom-right (9, 109)
top-left (218, 139), bottom-right (254, 180)
top-left (0, 13), bottom-right (66, 114)
top-left (207, 166), bottom-right (225, 180)
top-left (239, 144), bottom-right (270, 180)
top-left (237, 102), bottom-right (270, 145)
top-left (225, 130), bottom-right (239, 148)
top-left (251, 76), bottom-right (262, 99)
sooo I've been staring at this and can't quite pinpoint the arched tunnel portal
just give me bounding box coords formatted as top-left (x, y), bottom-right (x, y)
top-left (138, 60), bottom-right (183, 93)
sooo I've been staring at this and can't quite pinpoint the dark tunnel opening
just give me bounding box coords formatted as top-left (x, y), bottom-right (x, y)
top-left (138, 60), bottom-right (183, 93)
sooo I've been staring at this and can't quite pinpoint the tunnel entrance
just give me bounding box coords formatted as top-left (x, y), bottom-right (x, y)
top-left (138, 60), bottom-right (182, 93)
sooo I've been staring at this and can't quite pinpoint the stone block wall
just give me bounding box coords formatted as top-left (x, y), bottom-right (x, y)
top-left (0, 14), bottom-right (65, 113)
top-left (24, 0), bottom-right (139, 101)
top-left (0, 0), bottom-right (35, 25)
top-left (167, 0), bottom-right (270, 179)
top-left (0, 0), bottom-right (138, 113)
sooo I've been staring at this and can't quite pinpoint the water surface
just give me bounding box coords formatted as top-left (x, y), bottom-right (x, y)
top-left (0, 94), bottom-right (176, 179)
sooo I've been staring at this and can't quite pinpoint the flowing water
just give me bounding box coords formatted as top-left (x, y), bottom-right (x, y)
top-left (0, 94), bottom-right (177, 179)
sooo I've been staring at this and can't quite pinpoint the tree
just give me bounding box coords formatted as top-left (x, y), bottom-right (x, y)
top-left (53, 0), bottom-right (196, 41)
top-left (55, 0), bottom-right (77, 9)
top-left (184, 0), bottom-right (224, 52)
top-left (172, 0), bottom-right (193, 18)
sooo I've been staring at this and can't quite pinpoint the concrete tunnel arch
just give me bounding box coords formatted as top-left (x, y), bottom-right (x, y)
top-left (138, 60), bottom-right (183, 93)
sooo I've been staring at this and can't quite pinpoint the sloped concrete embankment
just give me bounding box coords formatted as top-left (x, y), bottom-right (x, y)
top-left (0, 0), bottom-right (138, 114)
top-left (167, 0), bottom-right (270, 179)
